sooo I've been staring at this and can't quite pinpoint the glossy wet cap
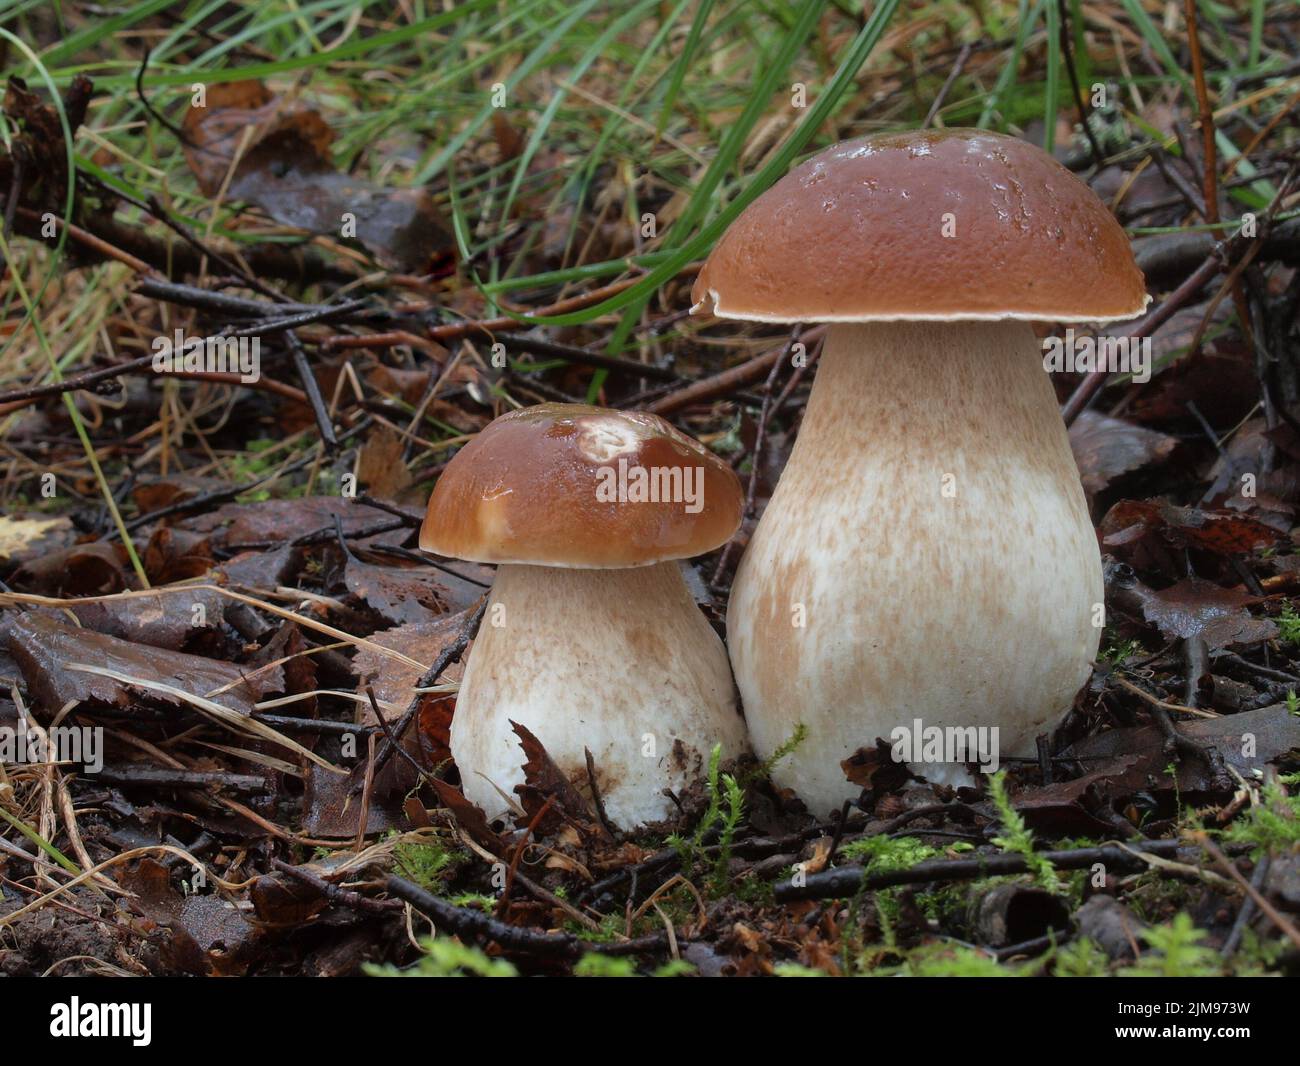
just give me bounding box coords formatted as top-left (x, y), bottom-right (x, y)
top-left (692, 128), bottom-right (1148, 324)
top-left (420, 403), bottom-right (743, 568)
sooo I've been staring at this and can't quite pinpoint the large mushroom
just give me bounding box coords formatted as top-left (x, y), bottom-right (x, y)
top-left (691, 129), bottom-right (1148, 816)
top-left (419, 403), bottom-right (749, 829)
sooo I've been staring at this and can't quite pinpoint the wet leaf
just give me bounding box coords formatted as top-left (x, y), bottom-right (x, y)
top-left (182, 81), bottom-right (453, 273)
top-left (1138, 578), bottom-right (1277, 649)
top-left (1060, 702), bottom-right (1300, 795)
top-left (56, 586), bottom-right (227, 652)
top-left (6, 612), bottom-right (280, 715)
top-left (353, 612), bottom-right (469, 712)
top-left (1069, 411), bottom-right (1177, 496)
top-left (1100, 498), bottom-right (1282, 556)
top-left (343, 557), bottom-right (452, 627)
top-left (300, 763), bottom-right (403, 838)
top-left (187, 496), bottom-right (395, 550)
top-left (429, 778), bottom-right (508, 857)
top-left (118, 857), bottom-right (257, 976)
top-left (142, 527), bottom-right (214, 584)
top-left (512, 720), bottom-right (595, 831)
top-left (11, 541), bottom-right (130, 596)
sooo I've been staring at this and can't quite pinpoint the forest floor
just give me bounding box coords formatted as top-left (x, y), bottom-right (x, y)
top-left (0, 1), bottom-right (1298, 977)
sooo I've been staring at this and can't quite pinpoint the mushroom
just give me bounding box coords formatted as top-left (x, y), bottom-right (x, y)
top-left (691, 129), bottom-right (1148, 816)
top-left (419, 403), bottom-right (749, 829)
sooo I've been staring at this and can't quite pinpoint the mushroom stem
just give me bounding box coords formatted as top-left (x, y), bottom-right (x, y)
top-left (452, 561), bottom-right (748, 829)
top-left (727, 320), bottom-right (1102, 816)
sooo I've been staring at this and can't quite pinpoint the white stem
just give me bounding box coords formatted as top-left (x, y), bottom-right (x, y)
top-left (728, 320), bottom-right (1102, 816)
top-left (452, 561), bottom-right (748, 829)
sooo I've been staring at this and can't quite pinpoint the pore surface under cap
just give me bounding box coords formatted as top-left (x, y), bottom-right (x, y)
top-left (691, 128), bottom-right (1149, 324)
top-left (419, 403), bottom-right (743, 567)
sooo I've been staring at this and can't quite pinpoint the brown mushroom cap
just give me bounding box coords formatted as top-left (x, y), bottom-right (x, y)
top-left (691, 128), bottom-right (1148, 324)
top-left (419, 403), bottom-right (743, 568)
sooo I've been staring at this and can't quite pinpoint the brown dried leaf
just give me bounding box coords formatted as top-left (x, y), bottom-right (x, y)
top-left (186, 496), bottom-right (393, 550)
top-left (249, 873), bottom-right (328, 927)
top-left (511, 720), bottom-right (594, 830)
top-left (1100, 498), bottom-right (1282, 556)
top-left (142, 528), bottom-right (214, 584)
top-left (300, 762), bottom-right (403, 838)
top-left (1069, 411), bottom-right (1177, 496)
top-left (352, 612), bottom-right (469, 715)
top-left (344, 557), bottom-right (452, 627)
top-left (215, 545), bottom-right (300, 589)
top-left (181, 81), bottom-right (453, 272)
top-left (56, 586), bottom-right (227, 652)
top-left (354, 422), bottom-right (413, 504)
top-left (1139, 578), bottom-right (1277, 649)
top-left (841, 738), bottom-right (911, 791)
top-left (11, 541), bottom-right (129, 596)
top-left (6, 612), bottom-right (280, 715)
top-left (429, 777), bottom-right (508, 857)
top-left (1061, 702), bottom-right (1300, 795)
top-left (1013, 759), bottom-right (1145, 834)
top-left (118, 857), bottom-right (257, 976)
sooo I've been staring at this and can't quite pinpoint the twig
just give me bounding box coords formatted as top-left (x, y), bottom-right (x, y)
top-left (271, 859), bottom-right (402, 915)
top-left (363, 683), bottom-right (429, 783)
top-left (922, 42), bottom-right (972, 129)
top-left (647, 326), bottom-right (827, 416)
top-left (384, 874), bottom-right (672, 958)
top-left (1189, 831), bottom-right (1300, 951)
top-left (709, 325), bottom-right (802, 587)
top-left (285, 331), bottom-right (338, 451)
top-left (1183, 0), bottom-right (1220, 229)
top-left (774, 839), bottom-right (1188, 901)
top-left (1222, 855), bottom-right (1270, 959)
top-left (356, 596), bottom-right (487, 791)
top-left (1057, 0), bottom-right (1105, 166)
top-left (585, 747), bottom-right (617, 839)
top-left (95, 765), bottom-right (271, 794)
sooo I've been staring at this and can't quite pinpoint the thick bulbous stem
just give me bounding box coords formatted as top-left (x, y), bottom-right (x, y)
top-left (727, 320), bottom-right (1102, 817)
top-left (451, 561), bottom-right (748, 829)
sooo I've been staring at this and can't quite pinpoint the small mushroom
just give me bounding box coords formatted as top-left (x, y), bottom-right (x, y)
top-left (419, 403), bottom-right (749, 829)
top-left (692, 129), bottom-right (1149, 816)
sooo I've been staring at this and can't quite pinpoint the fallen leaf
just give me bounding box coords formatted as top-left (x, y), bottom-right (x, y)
top-left (1138, 578), bottom-right (1277, 649)
top-left (1061, 702), bottom-right (1300, 795)
top-left (354, 422), bottom-right (414, 504)
top-left (1100, 498), bottom-right (1282, 556)
top-left (118, 857), bottom-right (257, 976)
top-left (429, 777), bottom-right (508, 857)
top-left (187, 496), bottom-right (395, 550)
top-left (52, 587), bottom-right (228, 652)
top-left (1069, 411), bottom-right (1177, 496)
top-left (5, 612), bottom-right (280, 715)
top-left (352, 612), bottom-right (468, 714)
top-left (0, 513), bottom-right (75, 565)
top-left (11, 541), bottom-right (129, 596)
top-left (343, 556), bottom-right (453, 627)
top-left (182, 81), bottom-right (454, 273)
top-left (142, 527), bottom-right (214, 584)
top-left (512, 720), bottom-right (596, 832)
